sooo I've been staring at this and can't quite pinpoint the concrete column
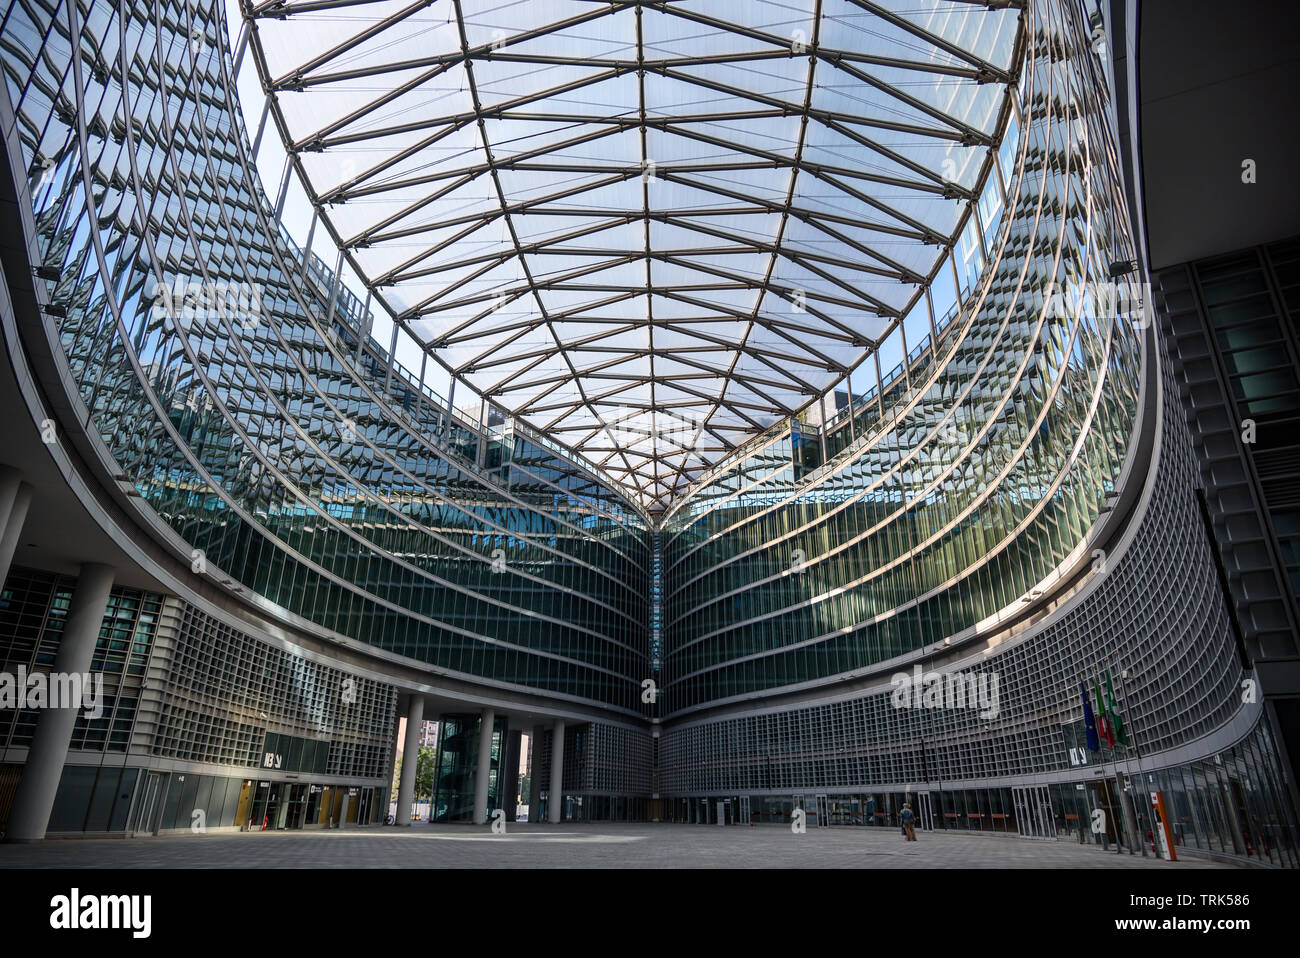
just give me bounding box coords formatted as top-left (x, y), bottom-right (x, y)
top-left (529, 724), bottom-right (544, 815)
top-left (5, 562), bottom-right (114, 841)
top-left (1116, 772), bottom-right (1140, 854)
top-left (548, 720), bottom-right (565, 824)
top-left (472, 708), bottom-right (495, 824)
top-left (0, 480), bottom-right (32, 590)
top-left (1222, 780), bottom-right (1249, 856)
top-left (395, 694), bottom-right (424, 825)
top-left (338, 791), bottom-right (349, 830)
top-left (502, 730), bottom-right (522, 822)
top-left (0, 466), bottom-right (22, 531)
top-left (384, 716), bottom-right (402, 823)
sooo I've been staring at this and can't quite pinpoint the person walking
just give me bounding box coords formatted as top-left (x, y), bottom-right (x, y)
top-left (901, 802), bottom-right (917, 842)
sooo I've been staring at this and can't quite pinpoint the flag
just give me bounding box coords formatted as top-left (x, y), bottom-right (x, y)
top-left (1094, 679), bottom-right (1116, 749)
top-left (1105, 671), bottom-right (1129, 746)
top-left (1080, 682), bottom-right (1100, 751)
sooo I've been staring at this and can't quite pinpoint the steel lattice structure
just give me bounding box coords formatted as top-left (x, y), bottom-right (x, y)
top-left (239, 0), bottom-right (1024, 511)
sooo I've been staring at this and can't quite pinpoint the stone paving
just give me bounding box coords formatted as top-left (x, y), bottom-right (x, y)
top-left (0, 823), bottom-right (1243, 868)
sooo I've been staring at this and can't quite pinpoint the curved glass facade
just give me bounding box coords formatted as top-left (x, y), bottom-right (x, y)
top-left (0, 0), bottom-right (1294, 856)
top-left (1, 0), bottom-right (648, 713)
top-left (661, 0), bottom-right (1142, 713)
top-left (237, 0), bottom-right (1024, 509)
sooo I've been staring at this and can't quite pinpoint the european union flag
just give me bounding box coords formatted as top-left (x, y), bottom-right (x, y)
top-left (1080, 681), bottom-right (1100, 751)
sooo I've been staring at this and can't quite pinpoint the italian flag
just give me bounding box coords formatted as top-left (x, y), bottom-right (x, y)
top-left (1105, 671), bottom-right (1129, 746)
top-left (1094, 679), bottom-right (1116, 749)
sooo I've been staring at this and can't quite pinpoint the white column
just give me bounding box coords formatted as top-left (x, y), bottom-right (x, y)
top-left (384, 720), bottom-right (402, 824)
top-left (395, 694), bottom-right (424, 825)
top-left (0, 466), bottom-right (23, 531)
top-left (338, 791), bottom-right (349, 830)
top-left (472, 708), bottom-right (495, 825)
top-left (4, 562), bottom-right (114, 841)
top-left (548, 720), bottom-right (566, 824)
top-left (0, 479), bottom-right (32, 589)
top-left (529, 724), bottom-right (544, 813)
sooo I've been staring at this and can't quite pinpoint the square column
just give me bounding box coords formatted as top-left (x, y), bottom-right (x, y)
top-left (548, 720), bottom-right (566, 824)
top-left (502, 731), bottom-right (522, 822)
top-left (528, 725), bottom-right (544, 815)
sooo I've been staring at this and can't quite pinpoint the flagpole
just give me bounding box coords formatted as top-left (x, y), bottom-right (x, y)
top-left (1099, 663), bottom-right (1127, 854)
top-left (1092, 660), bottom-right (1123, 857)
top-left (1078, 670), bottom-right (1102, 847)
top-left (1110, 655), bottom-right (1141, 855)
top-left (1094, 664), bottom-right (1121, 854)
top-left (925, 641), bottom-right (946, 831)
top-left (1116, 663), bottom-right (1151, 857)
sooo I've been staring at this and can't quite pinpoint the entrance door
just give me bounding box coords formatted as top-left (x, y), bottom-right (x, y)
top-left (266, 783), bottom-right (286, 829)
top-left (285, 783), bottom-right (308, 829)
top-left (815, 794), bottom-right (829, 827)
top-left (916, 792), bottom-right (935, 831)
top-left (234, 780), bottom-right (255, 830)
top-left (739, 795), bottom-right (751, 825)
top-left (1012, 787), bottom-right (1028, 836)
top-left (131, 772), bottom-right (165, 837)
top-left (1012, 786), bottom-right (1043, 838)
top-left (1034, 786), bottom-right (1056, 840)
top-left (1011, 786), bottom-right (1056, 839)
top-left (305, 785), bottom-right (323, 826)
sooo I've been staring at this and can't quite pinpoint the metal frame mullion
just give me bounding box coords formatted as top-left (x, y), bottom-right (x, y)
top-left (649, 291), bottom-right (845, 374)
top-left (268, 0), bottom-right (435, 87)
top-left (310, 66), bottom-right (630, 150)
top-left (656, 169), bottom-right (922, 277)
top-left (649, 214), bottom-right (897, 316)
top-left (363, 170), bottom-right (632, 247)
top-left (653, 121), bottom-right (948, 204)
top-left (391, 216), bottom-right (634, 284)
top-left (435, 293), bottom-right (640, 352)
top-left (652, 63), bottom-right (966, 144)
top-left (655, 253), bottom-right (875, 344)
top-left (841, 0), bottom-right (1015, 82)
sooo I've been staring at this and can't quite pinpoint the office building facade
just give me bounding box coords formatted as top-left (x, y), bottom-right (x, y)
top-left (0, 0), bottom-right (1295, 865)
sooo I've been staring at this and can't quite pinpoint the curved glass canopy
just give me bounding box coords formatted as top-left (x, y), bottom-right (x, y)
top-left (239, 0), bottom-right (1022, 511)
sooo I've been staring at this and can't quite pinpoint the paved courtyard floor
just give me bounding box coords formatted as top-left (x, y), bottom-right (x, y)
top-left (0, 823), bottom-right (1242, 868)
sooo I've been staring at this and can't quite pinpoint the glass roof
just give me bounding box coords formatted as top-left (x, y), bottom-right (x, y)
top-left (239, 0), bottom-right (1022, 511)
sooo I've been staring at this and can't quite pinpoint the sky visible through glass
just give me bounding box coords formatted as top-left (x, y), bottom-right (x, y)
top-left (230, 0), bottom-right (1021, 510)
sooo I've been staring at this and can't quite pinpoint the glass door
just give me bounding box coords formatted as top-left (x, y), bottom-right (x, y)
top-left (267, 783), bottom-right (287, 829)
top-left (305, 785), bottom-right (323, 826)
top-left (1013, 786), bottom-right (1056, 839)
top-left (131, 772), bottom-right (164, 837)
top-left (917, 792), bottom-right (935, 831)
top-left (1034, 786), bottom-right (1056, 840)
top-left (285, 783), bottom-right (308, 829)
